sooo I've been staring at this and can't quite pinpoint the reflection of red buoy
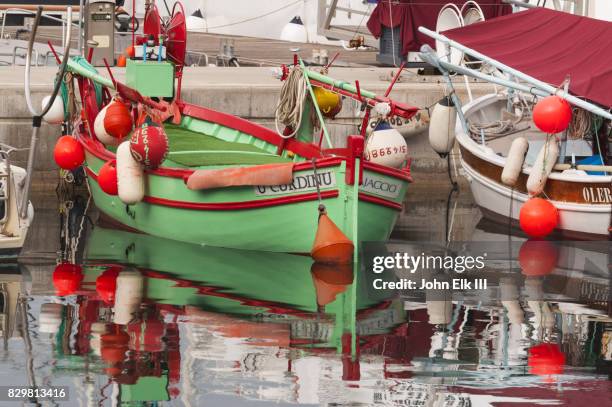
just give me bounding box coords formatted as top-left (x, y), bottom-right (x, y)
top-left (96, 266), bottom-right (121, 304)
top-left (98, 160), bottom-right (119, 195)
top-left (533, 96), bottom-right (572, 134)
top-left (53, 135), bottom-right (85, 170)
top-left (528, 343), bottom-right (565, 377)
top-left (520, 198), bottom-right (558, 238)
top-left (311, 262), bottom-right (353, 307)
top-left (117, 55), bottom-right (127, 67)
top-left (311, 211), bottom-right (354, 264)
top-left (519, 239), bottom-right (559, 277)
top-left (52, 263), bottom-right (83, 296)
top-left (101, 327), bottom-right (130, 369)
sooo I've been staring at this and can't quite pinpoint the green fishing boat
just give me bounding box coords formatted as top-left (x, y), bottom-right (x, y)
top-left (35, 1), bottom-right (417, 253)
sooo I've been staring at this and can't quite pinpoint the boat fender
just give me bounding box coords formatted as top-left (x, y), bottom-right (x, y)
top-left (364, 121), bottom-right (408, 168)
top-left (117, 141), bottom-right (145, 205)
top-left (94, 103), bottom-right (118, 145)
top-left (501, 137), bottom-right (528, 187)
top-left (526, 137), bottom-right (559, 196)
top-left (42, 95), bottom-right (65, 124)
top-left (428, 96), bottom-right (456, 158)
top-left (113, 270), bottom-right (144, 325)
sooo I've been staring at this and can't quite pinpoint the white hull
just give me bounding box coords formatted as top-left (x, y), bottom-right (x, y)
top-left (463, 160), bottom-right (610, 237)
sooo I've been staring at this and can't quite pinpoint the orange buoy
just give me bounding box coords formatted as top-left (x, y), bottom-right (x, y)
top-left (117, 55), bottom-right (127, 67)
top-left (533, 96), bottom-right (572, 134)
top-left (103, 99), bottom-right (133, 139)
top-left (126, 45), bottom-right (135, 58)
top-left (528, 343), bottom-right (565, 376)
top-left (519, 239), bottom-right (559, 277)
top-left (98, 160), bottom-right (119, 195)
top-left (53, 135), bottom-right (85, 170)
top-left (311, 210), bottom-right (354, 264)
top-left (519, 198), bottom-right (558, 238)
top-left (311, 262), bottom-right (353, 307)
top-left (52, 263), bottom-right (83, 296)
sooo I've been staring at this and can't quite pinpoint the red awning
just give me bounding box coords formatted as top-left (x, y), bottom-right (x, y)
top-left (442, 8), bottom-right (612, 108)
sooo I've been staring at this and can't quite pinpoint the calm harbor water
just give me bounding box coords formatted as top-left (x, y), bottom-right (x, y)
top-left (1, 184), bottom-right (610, 406)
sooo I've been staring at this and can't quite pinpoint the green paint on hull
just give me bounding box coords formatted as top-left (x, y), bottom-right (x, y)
top-left (164, 124), bottom-right (291, 166)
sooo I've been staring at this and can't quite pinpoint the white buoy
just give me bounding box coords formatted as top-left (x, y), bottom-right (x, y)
top-left (116, 141), bottom-right (145, 205)
top-left (428, 97), bottom-right (456, 157)
top-left (280, 16), bottom-right (307, 43)
top-left (501, 137), bottom-right (529, 187)
top-left (39, 303), bottom-right (64, 334)
top-left (186, 9), bottom-right (206, 32)
top-left (526, 137), bottom-right (559, 197)
top-left (41, 95), bottom-right (65, 124)
top-left (113, 270), bottom-right (144, 325)
top-left (94, 104), bottom-right (119, 145)
top-left (364, 121), bottom-right (408, 168)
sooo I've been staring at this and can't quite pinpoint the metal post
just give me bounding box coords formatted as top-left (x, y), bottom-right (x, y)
top-left (21, 6), bottom-right (73, 218)
top-left (78, 0), bottom-right (84, 56)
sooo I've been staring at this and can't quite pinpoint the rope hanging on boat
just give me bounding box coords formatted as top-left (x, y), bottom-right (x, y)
top-left (275, 66), bottom-right (320, 139)
top-left (275, 66), bottom-right (308, 139)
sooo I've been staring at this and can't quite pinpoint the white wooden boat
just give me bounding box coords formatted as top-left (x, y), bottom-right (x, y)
top-left (419, 7), bottom-right (612, 239)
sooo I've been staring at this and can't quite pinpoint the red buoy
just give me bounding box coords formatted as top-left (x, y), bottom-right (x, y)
top-left (528, 343), bottom-right (565, 376)
top-left (519, 198), bottom-right (558, 238)
top-left (53, 135), bottom-right (85, 170)
top-left (519, 239), bottom-right (559, 277)
top-left (532, 96), bottom-right (572, 134)
top-left (52, 263), bottom-right (83, 296)
top-left (104, 100), bottom-right (133, 139)
top-left (98, 160), bottom-right (119, 195)
top-left (129, 124), bottom-right (169, 169)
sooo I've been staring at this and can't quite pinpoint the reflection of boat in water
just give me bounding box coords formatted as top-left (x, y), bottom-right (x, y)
top-left (42, 224), bottom-right (407, 404)
top-left (38, 222), bottom-right (611, 405)
top-left (81, 226), bottom-right (396, 318)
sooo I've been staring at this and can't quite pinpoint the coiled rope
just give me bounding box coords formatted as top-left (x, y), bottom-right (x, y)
top-left (275, 66), bottom-right (310, 139)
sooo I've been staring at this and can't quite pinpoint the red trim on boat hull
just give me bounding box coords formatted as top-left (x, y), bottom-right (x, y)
top-left (181, 103), bottom-right (322, 159)
top-left (143, 190), bottom-right (339, 211)
top-left (358, 193), bottom-right (403, 211)
top-left (86, 165), bottom-right (403, 212)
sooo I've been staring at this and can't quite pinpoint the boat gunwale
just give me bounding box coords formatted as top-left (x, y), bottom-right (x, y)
top-left (78, 105), bottom-right (414, 183)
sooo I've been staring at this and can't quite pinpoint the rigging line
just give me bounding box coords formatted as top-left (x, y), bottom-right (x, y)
top-left (205, 0), bottom-right (304, 30)
top-left (350, 3), bottom-right (373, 41)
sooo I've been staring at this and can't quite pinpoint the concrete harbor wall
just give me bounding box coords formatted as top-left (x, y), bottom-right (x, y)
top-left (0, 66), bottom-right (495, 189)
